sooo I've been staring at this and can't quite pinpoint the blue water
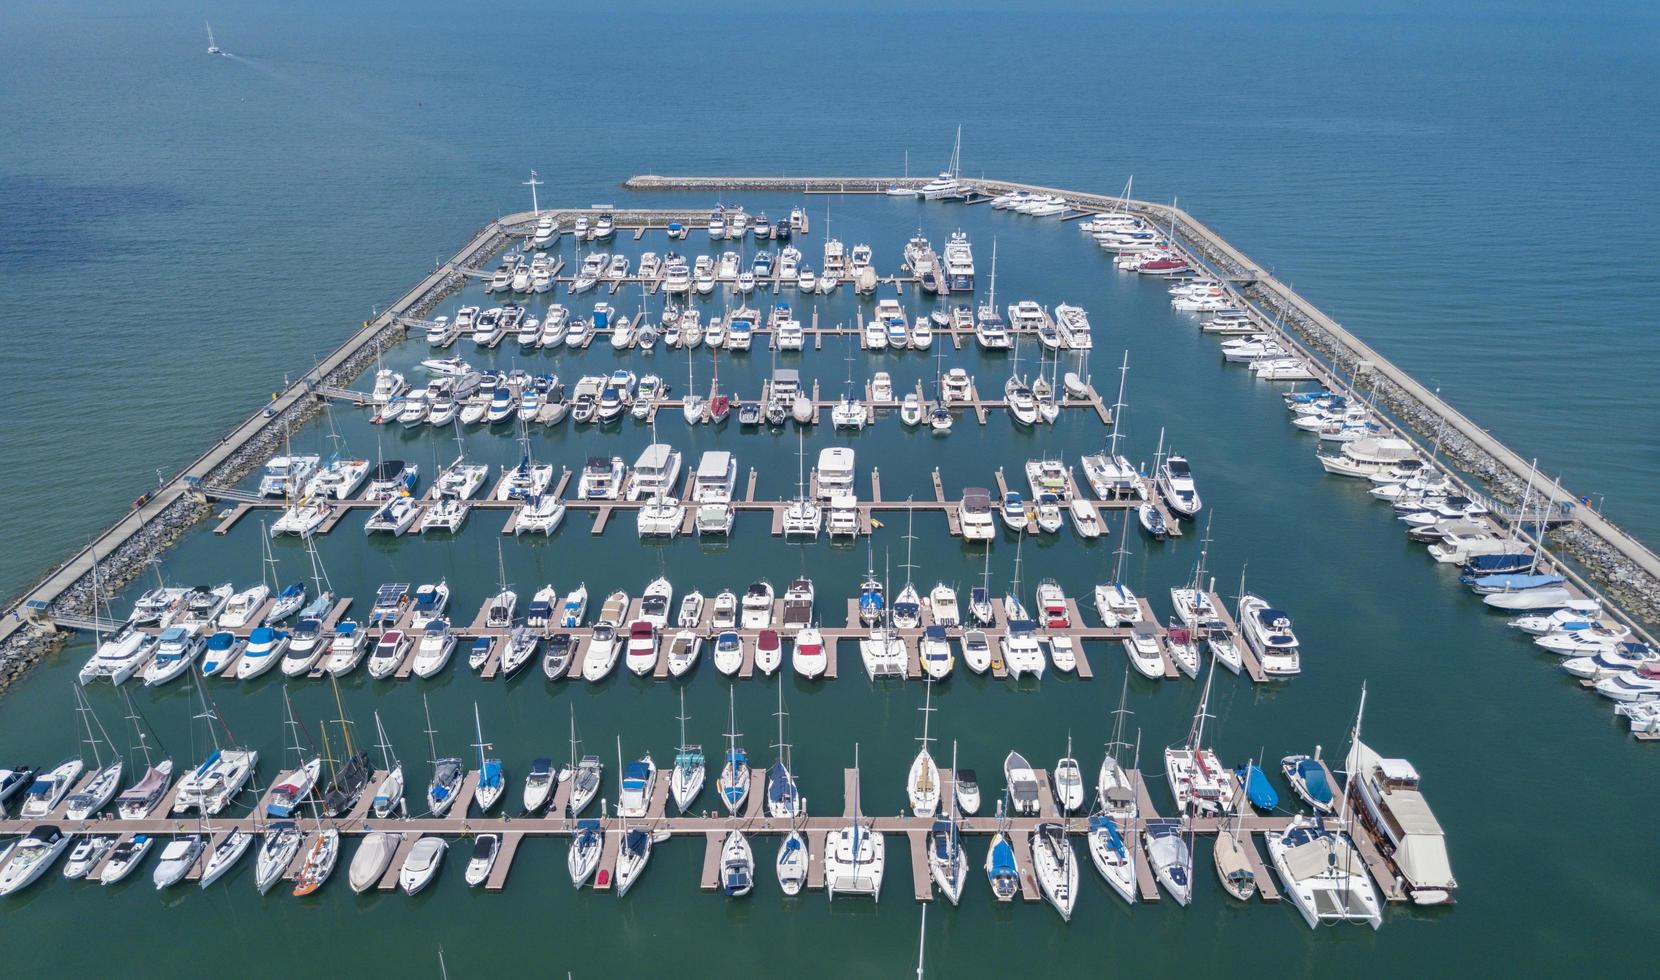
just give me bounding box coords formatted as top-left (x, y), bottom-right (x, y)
top-left (2, 3), bottom-right (1658, 976)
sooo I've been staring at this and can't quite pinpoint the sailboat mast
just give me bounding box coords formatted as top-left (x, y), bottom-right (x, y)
top-left (1109, 350), bottom-right (1130, 457)
top-left (423, 693), bottom-right (440, 766)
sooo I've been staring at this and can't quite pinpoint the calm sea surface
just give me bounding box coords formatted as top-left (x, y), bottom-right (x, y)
top-left (1, 3), bottom-right (1656, 977)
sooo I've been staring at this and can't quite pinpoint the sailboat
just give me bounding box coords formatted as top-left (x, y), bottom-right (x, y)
top-left (824, 743), bottom-right (884, 900)
top-left (1031, 819), bottom-right (1079, 921)
top-left (670, 689), bottom-right (705, 814)
top-left (927, 741), bottom-right (968, 905)
top-left (906, 682), bottom-right (940, 817)
top-left (205, 20), bottom-right (223, 55)
top-left (781, 428), bottom-right (821, 538)
top-left (369, 710), bottom-right (405, 818)
top-left (984, 798), bottom-right (1020, 900)
top-left (1213, 757), bottom-right (1260, 901)
top-left (1093, 509), bottom-right (1142, 628)
top-left (471, 703), bottom-right (504, 813)
top-left (614, 737), bottom-right (655, 895)
top-left (766, 684), bottom-right (804, 819)
top-left (565, 707), bottom-right (603, 817)
top-left (292, 727), bottom-right (342, 897)
top-left (1266, 687), bottom-right (1384, 928)
top-left (321, 675), bottom-right (370, 817)
top-left (423, 694), bottom-right (464, 817)
top-left (721, 829), bottom-right (755, 898)
top-left (1164, 658), bottom-right (1237, 816)
top-left (63, 685), bottom-right (124, 820)
top-left (264, 691), bottom-right (321, 820)
top-left (115, 688), bottom-right (173, 820)
top-left (718, 688), bottom-right (749, 814)
top-left (1081, 351), bottom-right (1139, 499)
top-left (776, 818), bottom-right (809, 896)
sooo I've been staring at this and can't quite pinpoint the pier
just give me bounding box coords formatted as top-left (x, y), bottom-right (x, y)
top-left (0, 762), bottom-right (1404, 906)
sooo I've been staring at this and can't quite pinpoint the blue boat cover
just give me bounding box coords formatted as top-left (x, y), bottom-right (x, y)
top-left (1460, 572), bottom-right (1562, 591)
top-left (1462, 553), bottom-right (1533, 574)
top-left (481, 760), bottom-right (502, 788)
top-left (1235, 763), bottom-right (1280, 811)
top-left (1088, 815), bottom-right (1127, 856)
top-left (1295, 759), bottom-right (1333, 805)
top-left (989, 839), bottom-right (1016, 876)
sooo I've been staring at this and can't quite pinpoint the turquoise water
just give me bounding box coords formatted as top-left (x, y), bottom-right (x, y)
top-left (3, 3), bottom-right (1658, 976)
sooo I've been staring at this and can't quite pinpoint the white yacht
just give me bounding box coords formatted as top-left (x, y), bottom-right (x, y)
top-left (740, 580), bottom-right (776, 629)
top-left (999, 620), bottom-right (1046, 680)
top-left (577, 456), bottom-right (626, 500)
top-left (625, 444), bottom-right (683, 502)
top-left (1156, 454), bottom-right (1202, 517)
top-left (1239, 594), bottom-right (1303, 676)
top-left (816, 447), bottom-right (855, 500)
top-left (957, 487), bottom-right (996, 541)
top-left (1346, 734), bottom-right (1456, 906)
top-left (0, 827), bottom-right (70, 896)
top-left (1122, 622), bottom-right (1164, 679)
top-left (1266, 815), bottom-right (1384, 929)
top-left (259, 455), bottom-right (320, 498)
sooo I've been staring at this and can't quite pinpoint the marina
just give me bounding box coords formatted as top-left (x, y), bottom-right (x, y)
top-left (2, 164), bottom-right (1655, 958)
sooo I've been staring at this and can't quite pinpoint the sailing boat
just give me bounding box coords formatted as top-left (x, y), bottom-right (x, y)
top-left (292, 723), bottom-right (342, 896)
top-left (1213, 757), bottom-right (1260, 901)
top-left (1075, 353), bottom-right (1142, 501)
top-left (1093, 508), bottom-right (1142, 628)
top-left (707, 346), bottom-right (730, 424)
top-left (369, 710), bottom-right (405, 818)
top-left (906, 682), bottom-right (940, 817)
top-left (115, 688), bottom-right (173, 820)
top-left (614, 736), bottom-right (654, 895)
top-left (1053, 733), bottom-right (1084, 814)
top-left (927, 741), bottom-right (967, 904)
top-left (293, 533), bottom-right (335, 622)
top-left (471, 703), bottom-right (504, 813)
top-left (565, 707), bottom-right (603, 817)
top-left (670, 689), bottom-right (705, 814)
top-left (766, 684), bottom-right (803, 819)
top-left (718, 688), bottom-right (749, 814)
top-left (423, 694), bottom-right (464, 817)
top-left (894, 507), bottom-right (921, 629)
top-left (264, 691), bottom-right (321, 820)
top-left (205, 20), bottom-right (223, 55)
top-left (1266, 686), bottom-right (1384, 929)
top-left (681, 343), bottom-right (705, 424)
top-left (824, 743), bottom-right (884, 900)
top-left (1088, 703), bottom-right (1140, 905)
top-left (1164, 658), bottom-right (1237, 816)
top-left (321, 674), bottom-right (370, 817)
top-left (59, 685), bottom-right (122, 820)
top-left (984, 797), bottom-right (1020, 900)
top-left (781, 428), bottom-right (821, 537)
